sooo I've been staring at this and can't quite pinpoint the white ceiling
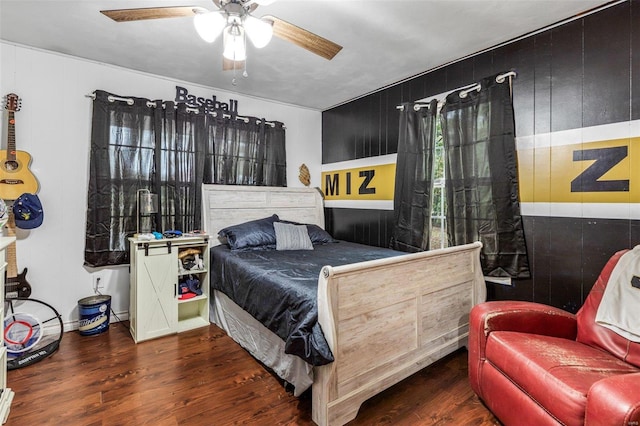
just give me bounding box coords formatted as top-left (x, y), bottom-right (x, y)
top-left (0, 0), bottom-right (613, 110)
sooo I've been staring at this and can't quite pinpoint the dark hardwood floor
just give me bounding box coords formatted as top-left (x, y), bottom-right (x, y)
top-left (6, 322), bottom-right (499, 425)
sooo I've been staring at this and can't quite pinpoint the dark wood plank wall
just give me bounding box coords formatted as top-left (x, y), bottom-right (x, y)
top-left (322, 1), bottom-right (639, 312)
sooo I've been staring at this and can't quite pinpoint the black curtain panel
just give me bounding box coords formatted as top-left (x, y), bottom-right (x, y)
top-left (154, 101), bottom-right (207, 234)
top-left (85, 90), bottom-right (286, 267)
top-left (440, 72), bottom-right (530, 278)
top-left (85, 91), bottom-right (156, 267)
top-left (390, 99), bottom-right (438, 252)
top-left (209, 116), bottom-right (286, 186)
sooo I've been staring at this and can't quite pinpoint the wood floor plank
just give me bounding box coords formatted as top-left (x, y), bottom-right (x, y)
top-left (5, 322), bottom-right (499, 425)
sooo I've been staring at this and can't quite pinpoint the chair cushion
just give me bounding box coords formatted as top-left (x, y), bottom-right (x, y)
top-left (486, 331), bottom-right (639, 426)
top-left (576, 249), bottom-right (640, 368)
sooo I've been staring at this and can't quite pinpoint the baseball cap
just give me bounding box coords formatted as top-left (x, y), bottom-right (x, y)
top-left (185, 276), bottom-right (202, 296)
top-left (178, 282), bottom-right (196, 300)
top-left (13, 193), bottom-right (43, 229)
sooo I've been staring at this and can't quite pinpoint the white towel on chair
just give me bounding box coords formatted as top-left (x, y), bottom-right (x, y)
top-left (595, 245), bottom-right (640, 342)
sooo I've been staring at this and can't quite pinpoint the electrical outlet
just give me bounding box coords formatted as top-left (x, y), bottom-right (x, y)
top-left (93, 273), bottom-right (105, 294)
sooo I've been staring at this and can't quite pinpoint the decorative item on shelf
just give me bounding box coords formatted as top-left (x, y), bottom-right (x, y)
top-left (178, 275), bottom-right (202, 300)
top-left (299, 163), bottom-right (310, 186)
top-left (136, 189), bottom-right (157, 235)
top-left (178, 247), bottom-right (204, 273)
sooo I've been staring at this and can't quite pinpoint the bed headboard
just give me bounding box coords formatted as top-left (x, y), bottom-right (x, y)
top-left (201, 184), bottom-right (326, 246)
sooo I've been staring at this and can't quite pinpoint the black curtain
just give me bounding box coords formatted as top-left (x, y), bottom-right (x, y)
top-left (440, 72), bottom-right (530, 278)
top-left (85, 90), bottom-right (286, 267)
top-left (154, 101), bottom-right (206, 233)
top-left (390, 99), bottom-right (438, 252)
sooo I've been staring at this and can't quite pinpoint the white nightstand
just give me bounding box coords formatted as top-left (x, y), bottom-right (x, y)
top-left (128, 236), bottom-right (210, 343)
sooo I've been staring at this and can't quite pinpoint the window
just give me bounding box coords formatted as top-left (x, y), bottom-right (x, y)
top-left (430, 116), bottom-right (447, 249)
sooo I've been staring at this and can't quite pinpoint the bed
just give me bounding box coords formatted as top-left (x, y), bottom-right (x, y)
top-left (202, 184), bottom-right (485, 426)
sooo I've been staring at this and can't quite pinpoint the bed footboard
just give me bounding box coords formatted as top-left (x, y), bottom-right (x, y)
top-left (312, 242), bottom-right (484, 426)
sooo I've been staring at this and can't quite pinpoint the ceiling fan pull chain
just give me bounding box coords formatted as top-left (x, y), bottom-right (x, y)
top-left (243, 34), bottom-right (249, 78)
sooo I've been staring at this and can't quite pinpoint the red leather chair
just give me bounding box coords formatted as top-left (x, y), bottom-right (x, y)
top-left (469, 249), bottom-right (640, 426)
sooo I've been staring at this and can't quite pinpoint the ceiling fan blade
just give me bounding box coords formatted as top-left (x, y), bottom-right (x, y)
top-left (223, 57), bottom-right (246, 71)
top-left (263, 15), bottom-right (342, 60)
top-left (101, 6), bottom-right (208, 22)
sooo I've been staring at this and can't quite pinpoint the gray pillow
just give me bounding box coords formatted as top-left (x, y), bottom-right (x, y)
top-left (274, 222), bottom-right (314, 251)
top-left (279, 220), bottom-right (338, 244)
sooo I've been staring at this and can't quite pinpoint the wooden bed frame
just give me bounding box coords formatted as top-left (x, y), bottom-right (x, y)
top-left (202, 184), bottom-right (485, 426)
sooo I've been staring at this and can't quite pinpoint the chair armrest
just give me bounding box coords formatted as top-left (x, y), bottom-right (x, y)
top-left (471, 300), bottom-right (578, 339)
top-left (586, 373), bottom-right (640, 425)
top-left (468, 301), bottom-right (577, 398)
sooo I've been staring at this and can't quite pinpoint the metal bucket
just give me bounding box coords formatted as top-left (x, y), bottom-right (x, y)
top-left (77, 295), bottom-right (111, 336)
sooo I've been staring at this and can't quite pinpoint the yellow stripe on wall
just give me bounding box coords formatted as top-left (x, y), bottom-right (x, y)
top-left (518, 137), bottom-right (637, 204)
top-left (321, 163), bottom-right (396, 201)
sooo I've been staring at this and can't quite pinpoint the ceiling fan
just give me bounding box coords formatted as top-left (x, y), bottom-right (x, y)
top-left (100, 0), bottom-right (343, 71)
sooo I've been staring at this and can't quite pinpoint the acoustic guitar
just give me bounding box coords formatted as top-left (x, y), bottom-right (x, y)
top-left (4, 210), bottom-right (32, 299)
top-left (1, 93), bottom-right (39, 200)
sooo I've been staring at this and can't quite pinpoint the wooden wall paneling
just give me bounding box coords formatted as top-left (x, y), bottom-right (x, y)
top-left (529, 216), bottom-right (552, 305)
top-left (489, 43), bottom-right (515, 80)
top-left (379, 89), bottom-right (391, 156)
top-left (408, 73), bottom-right (427, 103)
top-left (547, 217), bottom-right (584, 312)
top-left (581, 219), bottom-right (632, 299)
top-left (533, 32), bottom-right (552, 135)
top-left (633, 1), bottom-right (640, 120)
top-left (347, 103), bottom-right (360, 159)
top-left (327, 209), bottom-right (394, 246)
top-left (472, 48), bottom-right (496, 82)
top-left (444, 57), bottom-right (472, 92)
top-left (504, 38), bottom-right (536, 138)
top-left (355, 97), bottom-right (370, 159)
top-left (327, 208), bottom-right (359, 241)
top-left (369, 92), bottom-right (382, 157)
top-left (385, 83), bottom-right (403, 155)
top-left (632, 220), bottom-right (640, 247)
top-left (583, 2), bottom-right (631, 127)
top-left (550, 19), bottom-right (583, 133)
top-left (322, 108), bottom-right (352, 164)
top-left (420, 67), bottom-right (444, 100)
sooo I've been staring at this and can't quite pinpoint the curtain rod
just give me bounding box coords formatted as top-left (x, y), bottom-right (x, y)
top-left (396, 71), bottom-right (517, 111)
top-left (85, 93), bottom-right (279, 128)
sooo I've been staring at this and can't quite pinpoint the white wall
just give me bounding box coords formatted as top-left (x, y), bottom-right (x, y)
top-left (0, 41), bottom-right (322, 330)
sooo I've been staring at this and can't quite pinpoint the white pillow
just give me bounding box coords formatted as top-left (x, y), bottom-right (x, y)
top-left (273, 222), bottom-right (314, 251)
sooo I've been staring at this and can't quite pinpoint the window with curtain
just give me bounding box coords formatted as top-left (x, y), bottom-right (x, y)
top-left (390, 99), bottom-right (438, 253)
top-left (440, 72), bottom-right (530, 278)
top-left (84, 90), bottom-right (286, 267)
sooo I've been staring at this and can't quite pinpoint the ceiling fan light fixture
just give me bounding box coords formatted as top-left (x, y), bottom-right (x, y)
top-left (194, 11), bottom-right (226, 43)
top-left (223, 23), bottom-right (247, 61)
top-left (244, 15), bottom-right (273, 48)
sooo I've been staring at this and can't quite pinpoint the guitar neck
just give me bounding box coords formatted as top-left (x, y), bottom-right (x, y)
top-left (7, 110), bottom-right (16, 162)
top-left (5, 212), bottom-right (18, 278)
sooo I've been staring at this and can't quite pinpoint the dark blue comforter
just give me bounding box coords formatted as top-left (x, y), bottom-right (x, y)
top-left (209, 241), bottom-right (403, 366)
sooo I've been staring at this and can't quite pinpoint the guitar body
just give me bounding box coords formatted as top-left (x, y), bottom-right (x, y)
top-left (0, 149), bottom-right (39, 200)
top-left (5, 267), bottom-right (31, 299)
top-left (2, 93), bottom-right (39, 200)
